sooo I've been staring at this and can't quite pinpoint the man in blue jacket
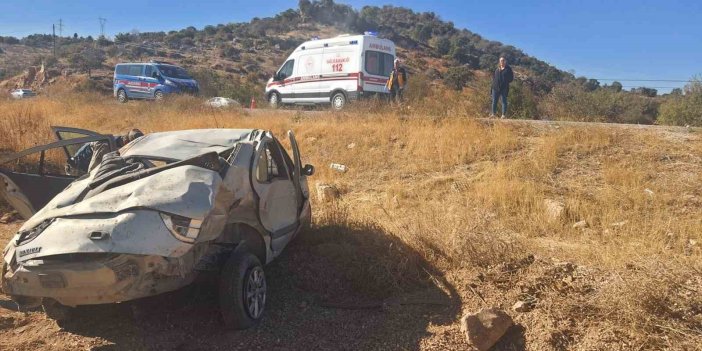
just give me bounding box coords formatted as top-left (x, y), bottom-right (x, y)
top-left (490, 57), bottom-right (514, 118)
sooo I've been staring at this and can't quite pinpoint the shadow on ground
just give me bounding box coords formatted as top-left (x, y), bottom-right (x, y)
top-left (56, 219), bottom-right (462, 350)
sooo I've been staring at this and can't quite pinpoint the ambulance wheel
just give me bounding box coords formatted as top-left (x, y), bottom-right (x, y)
top-left (154, 90), bottom-right (164, 101)
top-left (331, 92), bottom-right (346, 111)
top-left (117, 89), bottom-right (128, 103)
top-left (269, 92), bottom-right (280, 109)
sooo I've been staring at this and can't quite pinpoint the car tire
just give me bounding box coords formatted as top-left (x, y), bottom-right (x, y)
top-left (219, 250), bottom-right (266, 329)
top-left (269, 92), bottom-right (280, 109)
top-left (117, 89), bottom-right (128, 103)
top-left (42, 298), bottom-right (73, 323)
top-left (154, 90), bottom-right (164, 101)
top-left (331, 91), bottom-right (346, 111)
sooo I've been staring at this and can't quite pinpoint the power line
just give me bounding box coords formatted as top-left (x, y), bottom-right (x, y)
top-left (98, 17), bottom-right (107, 37)
top-left (57, 19), bottom-right (64, 37)
top-left (593, 78), bottom-right (693, 83)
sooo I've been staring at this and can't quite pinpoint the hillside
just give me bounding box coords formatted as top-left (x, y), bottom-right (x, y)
top-left (1, 0), bottom-right (701, 126)
top-left (0, 1), bottom-right (570, 101)
top-left (0, 94), bottom-right (700, 350)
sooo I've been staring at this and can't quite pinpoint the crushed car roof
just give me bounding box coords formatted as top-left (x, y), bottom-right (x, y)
top-left (121, 129), bottom-right (255, 160)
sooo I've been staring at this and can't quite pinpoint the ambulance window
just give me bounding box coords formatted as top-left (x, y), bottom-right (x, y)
top-left (382, 54), bottom-right (394, 76)
top-left (279, 60), bottom-right (294, 80)
top-left (128, 65), bottom-right (143, 76)
top-left (365, 51), bottom-right (393, 76)
top-left (366, 52), bottom-right (379, 75)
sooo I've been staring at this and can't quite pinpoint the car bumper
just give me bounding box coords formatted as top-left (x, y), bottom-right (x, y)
top-left (1, 253), bottom-right (197, 307)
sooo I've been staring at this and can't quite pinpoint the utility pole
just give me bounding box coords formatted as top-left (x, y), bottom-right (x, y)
top-left (98, 17), bottom-right (107, 38)
top-left (57, 18), bottom-right (64, 37)
top-left (52, 24), bottom-right (56, 56)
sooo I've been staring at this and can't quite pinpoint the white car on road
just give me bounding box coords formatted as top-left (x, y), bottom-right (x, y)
top-left (11, 89), bottom-right (36, 99)
top-left (205, 97), bottom-right (240, 108)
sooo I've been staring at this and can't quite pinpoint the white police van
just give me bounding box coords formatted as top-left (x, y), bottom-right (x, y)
top-left (265, 33), bottom-right (396, 110)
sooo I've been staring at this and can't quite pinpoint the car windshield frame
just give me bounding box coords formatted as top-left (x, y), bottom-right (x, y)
top-left (156, 65), bottom-right (192, 79)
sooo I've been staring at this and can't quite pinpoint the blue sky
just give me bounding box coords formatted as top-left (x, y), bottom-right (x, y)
top-left (1, 0), bottom-right (700, 92)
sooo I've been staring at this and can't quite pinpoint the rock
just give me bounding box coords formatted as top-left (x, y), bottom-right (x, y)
top-left (610, 220), bottom-right (628, 227)
top-left (543, 199), bottom-right (565, 222)
top-left (573, 220), bottom-right (588, 229)
top-left (329, 163), bottom-right (348, 173)
top-left (460, 308), bottom-right (514, 351)
top-left (0, 211), bottom-right (18, 224)
top-left (512, 300), bottom-right (533, 313)
top-left (315, 182), bottom-right (339, 203)
top-left (346, 143), bottom-right (356, 149)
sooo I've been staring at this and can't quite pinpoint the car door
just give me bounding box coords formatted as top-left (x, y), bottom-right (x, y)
top-left (125, 64), bottom-right (147, 98)
top-left (142, 65), bottom-right (161, 99)
top-left (251, 135), bottom-right (300, 253)
top-left (275, 59), bottom-right (296, 103)
top-left (0, 134), bottom-right (114, 219)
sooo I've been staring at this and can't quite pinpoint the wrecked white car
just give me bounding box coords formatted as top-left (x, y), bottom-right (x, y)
top-left (0, 126), bottom-right (313, 328)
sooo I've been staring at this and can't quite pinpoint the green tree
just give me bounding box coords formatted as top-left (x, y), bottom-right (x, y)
top-left (658, 79), bottom-right (702, 126)
top-left (443, 66), bottom-right (473, 90)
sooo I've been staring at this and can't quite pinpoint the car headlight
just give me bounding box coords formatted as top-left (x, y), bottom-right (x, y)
top-left (15, 219), bottom-right (54, 246)
top-left (165, 80), bottom-right (178, 87)
top-left (160, 213), bottom-right (202, 243)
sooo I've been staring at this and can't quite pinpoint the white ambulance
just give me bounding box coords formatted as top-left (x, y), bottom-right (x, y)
top-left (265, 33), bottom-right (396, 110)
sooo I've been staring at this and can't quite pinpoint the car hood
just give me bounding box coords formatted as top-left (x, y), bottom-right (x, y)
top-left (20, 165), bottom-right (222, 232)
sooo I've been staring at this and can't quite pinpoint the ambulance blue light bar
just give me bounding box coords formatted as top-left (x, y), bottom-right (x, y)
top-left (364, 31), bottom-right (378, 36)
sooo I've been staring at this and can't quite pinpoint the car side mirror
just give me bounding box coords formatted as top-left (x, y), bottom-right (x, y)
top-left (302, 164), bottom-right (315, 176)
top-left (152, 72), bottom-right (161, 79)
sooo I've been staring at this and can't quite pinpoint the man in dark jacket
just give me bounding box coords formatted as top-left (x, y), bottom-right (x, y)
top-left (491, 57), bottom-right (514, 118)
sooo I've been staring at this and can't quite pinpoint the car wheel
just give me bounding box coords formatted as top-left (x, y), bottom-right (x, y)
top-left (219, 250), bottom-right (266, 329)
top-left (331, 92), bottom-right (346, 111)
top-left (154, 90), bottom-right (164, 101)
top-left (117, 89), bottom-right (128, 103)
top-left (42, 298), bottom-right (73, 323)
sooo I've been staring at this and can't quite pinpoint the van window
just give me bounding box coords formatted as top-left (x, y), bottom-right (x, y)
top-left (365, 51), bottom-right (394, 77)
top-left (128, 65), bottom-right (143, 76)
top-left (278, 60), bottom-right (294, 80)
top-left (144, 65), bottom-right (154, 78)
top-left (116, 65), bottom-right (129, 75)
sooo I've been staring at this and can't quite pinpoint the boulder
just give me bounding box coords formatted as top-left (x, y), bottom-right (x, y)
top-left (460, 308), bottom-right (514, 351)
top-left (315, 182), bottom-right (339, 203)
top-left (543, 199), bottom-right (565, 223)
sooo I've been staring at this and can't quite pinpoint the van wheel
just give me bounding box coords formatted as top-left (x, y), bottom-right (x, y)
top-left (154, 90), bottom-right (164, 101)
top-left (117, 89), bottom-right (128, 103)
top-left (269, 93), bottom-right (280, 109)
top-left (219, 250), bottom-right (266, 329)
top-left (331, 92), bottom-right (346, 111)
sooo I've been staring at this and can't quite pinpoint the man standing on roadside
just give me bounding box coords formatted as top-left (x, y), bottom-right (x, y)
top-left (490, 56), bottom-right (514, 118)
top-left (386, 58), bottom-right (408, 104)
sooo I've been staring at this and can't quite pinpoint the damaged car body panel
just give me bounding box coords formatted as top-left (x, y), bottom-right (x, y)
top-left (1, 127), bottom-right (312, 314)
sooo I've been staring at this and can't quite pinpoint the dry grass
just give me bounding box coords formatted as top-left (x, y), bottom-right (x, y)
top-left (0, 93), bottom-right (700, 349)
